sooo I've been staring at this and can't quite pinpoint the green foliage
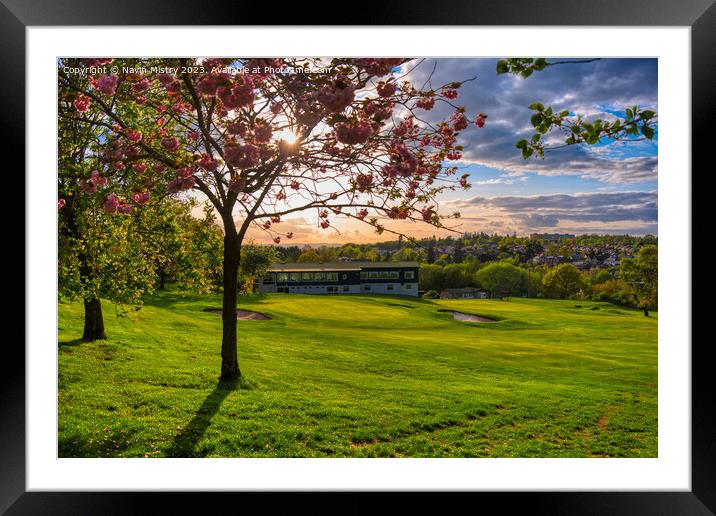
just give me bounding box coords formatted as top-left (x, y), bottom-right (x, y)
top-left (296, 249), bottom-right (321, 263)
top-left (475, 262), bottom-right (527, 298)
top-left (422, 290), bottom-right (440, 299)
top-left (542, 263), bottom-right (586, 300)
top-left (239, 244), bottom-right (279, 295)
top-left (619, 245), bottom-right (658, 311)
top-left (419, 264), bottom-right (446, 292)
top-left (497, 58), bottom-right (658, 158)
top-left (495, 58), bottom-right (549, 78)
top-left (390, 247), bottom-right (426, 263)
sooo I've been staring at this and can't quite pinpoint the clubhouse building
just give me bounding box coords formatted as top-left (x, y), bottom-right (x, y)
top-left (258, 261), bottom-right (419, 296)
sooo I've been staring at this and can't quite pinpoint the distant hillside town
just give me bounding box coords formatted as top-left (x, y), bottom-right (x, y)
top-left (247, 233), bottom-right (657, 312)
top-left (274, 232), bottom-right (657, 272)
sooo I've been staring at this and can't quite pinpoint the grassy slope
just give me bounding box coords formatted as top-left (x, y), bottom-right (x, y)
top-left (58, 291), bottom-right (657, 458)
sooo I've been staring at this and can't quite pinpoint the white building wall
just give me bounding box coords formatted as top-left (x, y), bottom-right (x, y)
top-left (399, 282), bottom-right (419, 296)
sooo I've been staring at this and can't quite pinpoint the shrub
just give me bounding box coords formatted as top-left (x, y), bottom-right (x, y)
top-left (422, 290), bottom-right (439, 299)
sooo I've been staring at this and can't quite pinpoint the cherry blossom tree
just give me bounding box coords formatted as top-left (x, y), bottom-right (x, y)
top-left (58, 57), bottom-right (488, 380)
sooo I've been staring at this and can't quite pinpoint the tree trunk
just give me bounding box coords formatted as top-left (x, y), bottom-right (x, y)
top-left (220, 234), bottom-right (242, 380)
top-left (643, 308), bottom-right (649, 317)
top-left (82, 297), bottom-right (107, 341)
top-left (158, 267), bottom-right (166, 290)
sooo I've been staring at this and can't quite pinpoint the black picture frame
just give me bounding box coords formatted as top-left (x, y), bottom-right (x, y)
top-left (5, 0), bottom-right (711, 513)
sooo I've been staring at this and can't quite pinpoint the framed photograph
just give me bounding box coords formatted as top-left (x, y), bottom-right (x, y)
top-left (7, 0), bottom-right (712, 513)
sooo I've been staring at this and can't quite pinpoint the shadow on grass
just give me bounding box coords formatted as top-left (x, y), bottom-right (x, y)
top-left (58, 338), bottom-right (86, 348)
top-left (165, 379), bottom-right (245, 457)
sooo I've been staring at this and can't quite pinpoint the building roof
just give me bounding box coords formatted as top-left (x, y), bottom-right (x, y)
top-left (270, 261), bottom-right (419, 272)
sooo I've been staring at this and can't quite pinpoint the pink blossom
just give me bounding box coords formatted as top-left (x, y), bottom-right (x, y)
top-left (132, 163), bottom-right (147, 173)
top-left (290, 180), bottom-right (300, 190)
top-left (223, 143), bottom-right (260, 169)
top-left (132, 191), bottom-right (150, 205)
top-left (451, 112), bottom-right (468, 131)
top-left (113, 160), bottom-right (125, 170)
top-left (196, 75), bottom-right (225, 96)
top-left (286, 232), bottom-right (293, 239)
top-left (103, 193), bottom-right (119, 213)
top-left (217, 76), bottom-right (255, 109)
top-left (352, 58), bottom-right (403, 76)
top-left (227, 122), bottom-right (247, 136)
top-left (177, 166), bottom-right (194, 179)
top-left (126, 129), bottom-right (142, 143)
top-left (415, 96), bottom-right (435, 110)
top-left (188, 130), bottom-right (200, 141)
top-left (160, 136), bottom-right (180, 152)
top-left (91, 170), bottom-right (108, 188)
top-left (440, 88), bottom-right (458, 100)
top-left (80, 179), bottom-right (96, 193)
top-left (355, 173), bottom-right (373, 192)
top-left (57, 198), bottom-right (66, 209)
top-left (73, 95), bottom-right (91, 113)
top-left (253, 122), bottom-right (273, 144)
top-left (273, 237), bottom-right (281, 244)
top-left (81, 58), bottom-right (113, 67)
top-left (117, 203), bottom-right (133, 214)
top-left (376, 80), bottom-right (397, 98)
top-left (320, 220), bottom-right (330, 229)
top-left (315, 78), bottom-right (355, 113)
top-left (156, 73), bottom-right (174, 85)
top-left (97, 75), bottom-right (118, 95)
top-left (356, 208), bottom-right (369, 220)
top-left (335, 121), bottom-right (373, 145)
top-left (197, 154), bottom-right (219, 171)
top-left (475, 113), bottom-right (487, 128)
top-left (132, 77), bottom-right (151, 93)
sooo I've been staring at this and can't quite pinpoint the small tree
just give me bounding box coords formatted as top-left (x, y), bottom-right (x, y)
top-left (297, 249), bottom-right (322, 263)
top-left (620, 245), bottom-right (658, 316)
top-left (542, 263), bottom-right (585, 300)
top-left (475, 262), bottom-right (525, 299)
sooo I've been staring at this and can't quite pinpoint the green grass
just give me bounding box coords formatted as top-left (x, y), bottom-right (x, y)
top-left (58, 290), bottom-right (657, 458)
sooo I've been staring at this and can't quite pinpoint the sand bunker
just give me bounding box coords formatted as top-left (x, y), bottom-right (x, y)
top-left (438, 310), bottom-right (496, 323)
top-left (203, 308), bottom-right (271, 320)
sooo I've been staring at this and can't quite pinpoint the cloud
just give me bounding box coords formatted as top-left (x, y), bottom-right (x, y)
top-left (450, 190), bottom-right (657, 232)
top-left (405, 58), bottom-right (658, 184)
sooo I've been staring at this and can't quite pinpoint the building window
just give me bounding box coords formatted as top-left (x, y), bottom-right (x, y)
top-left (290, 273), bottom-right (301, 282)
top-left (343, 286), bottom-right (349, 292)
top-left (404, 271), bottom-right (415, 280)
top-left (360, 272), bottom-right (368, 280)
top-left (369, 271), bottom-right (380, 279)
top-left (405, 283), bottom-right (412, 289)
top-left (387, 284), bottom-right (393, 291)
top-left (277, 273), bottom-right (288, 282)
top-left (265, 273), bottom-right (276, 283)
top-left (364, 285), bottom-right (371, 291)
top-left (314, 272), bottom-right (325, 281)
top-left (389, 271), bottom-right (399, 279)
top-left (326, 272), bottom-right (338, 282)
top-left (342, 274), bottom-right (347, 280)
top-left (302, 272), bottom-right (314, 281)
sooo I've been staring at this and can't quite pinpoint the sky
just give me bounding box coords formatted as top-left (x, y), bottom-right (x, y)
top-left (238, 57), bottom-right (658, 244)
